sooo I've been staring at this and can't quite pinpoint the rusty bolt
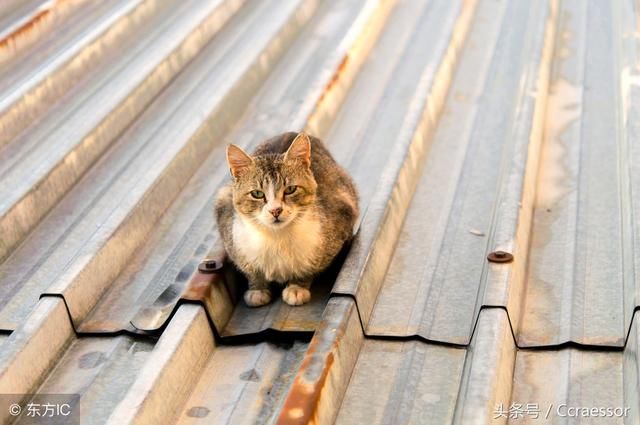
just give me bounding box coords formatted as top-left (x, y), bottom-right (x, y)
top-left (487, 250), bottom-right (513, 263)
top-left (198, 258), bottom-right (222, 273)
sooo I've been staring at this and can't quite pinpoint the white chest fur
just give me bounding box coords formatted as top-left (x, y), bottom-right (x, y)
top-left (232, 214), bottom-right (322, 282)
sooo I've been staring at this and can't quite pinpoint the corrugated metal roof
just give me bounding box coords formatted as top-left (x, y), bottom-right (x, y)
top-left (344, 0), bottom-right (552, 345)
top-left (518, 0), bottom-right (637, 348)
top-left (0, 0), bottom-right (639, 423)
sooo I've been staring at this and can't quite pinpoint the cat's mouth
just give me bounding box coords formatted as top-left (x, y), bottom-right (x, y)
top-left (267, 216), bottom-right (291, 227)
top-left (258, 213), bottom-right (294, 228)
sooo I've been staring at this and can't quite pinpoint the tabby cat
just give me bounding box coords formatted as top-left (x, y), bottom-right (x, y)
top-left (215, 132), bottom-right (358, 307)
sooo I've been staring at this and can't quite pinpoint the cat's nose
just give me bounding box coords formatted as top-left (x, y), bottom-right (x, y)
top-left (269, 207), bottom-right (283, 218)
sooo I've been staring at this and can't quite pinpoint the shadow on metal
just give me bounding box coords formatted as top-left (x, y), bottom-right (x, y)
top-left (132, 240), bottom-right (352, 340)
top-left (39, 238), bottom-right (353, 343)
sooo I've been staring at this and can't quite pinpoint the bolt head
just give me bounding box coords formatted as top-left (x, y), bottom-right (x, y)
top-left (198, 258), bottom-right (222, 273)
top-left (487, 251), bottom-right (514, 263)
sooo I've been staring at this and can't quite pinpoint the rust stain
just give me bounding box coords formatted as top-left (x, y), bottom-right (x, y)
top-left (182, 273), bottom-right (214, 301)
top-left (183, 251), bottom-right (226, 301)
top-left (277, 303), bottom-right (350, 425)
top-left (313, 55), bottom-right (350, 110)
top-left (277, 335), bottom-right (335, 425)
top-left (0, 1), bottom-right (58, 51)
top-left (272, 318), bottom-right (321, 331)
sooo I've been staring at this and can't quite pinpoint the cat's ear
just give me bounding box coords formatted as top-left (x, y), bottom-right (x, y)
top-left (227, 144), bottom-right (253, 179)
top-left (285, 132), bottom-right (311, 167)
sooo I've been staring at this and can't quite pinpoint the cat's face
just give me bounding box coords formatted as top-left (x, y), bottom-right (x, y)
top-left (226, 134), bottom-right (317, 229)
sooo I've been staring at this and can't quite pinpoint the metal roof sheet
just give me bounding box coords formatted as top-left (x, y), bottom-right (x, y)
top-left (0, 0), bottom-right (245, 328)
top-left (518, 0), bottom-right (638, 348)
top-left (360, 0), bottom-right (552, 345)
top-left (330, 0), bottom-right (474, 336)
top-left (0, 0), bottom-right (638, 423)
top-left (331, 310), bottom-right (640, 424)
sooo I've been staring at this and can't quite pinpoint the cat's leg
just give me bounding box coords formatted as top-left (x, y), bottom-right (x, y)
top-left (244, 273), bottom-right (272, 307)
top-left (282, 280), bottom-right (311, 306)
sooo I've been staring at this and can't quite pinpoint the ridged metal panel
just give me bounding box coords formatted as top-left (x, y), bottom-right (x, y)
top-left (110, 0), bottom-right (395, 339)
top-left (336, 341), bottom-right (467, 423)
top-left (0, 0), bottom-right (299, 331)
top-left (0, 0), bottom-right (142, 149)
top-left (330, 0), bottom-right (476, 336)
top-left (517, 0), bottom-right (638, 347)
top-left (334, 309), bottom-right (516, 425)
top-left (0, 0), bottom-right (245, 329)
top-left (0, 0), bottom-right (638, 423)
top-left (20, 335), bottom-right (155, 425)
top-left (333, 312), bottom-right (640, 424)
top-left (176, 340), bottom-right (309, 424)
top-left (362, 0), bottom-right (553, 345)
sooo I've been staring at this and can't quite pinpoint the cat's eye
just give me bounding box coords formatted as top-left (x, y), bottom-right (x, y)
top-left (250, 190), bottom-right (265, 199)
top-left (284, 185), bottom-right (297, 195)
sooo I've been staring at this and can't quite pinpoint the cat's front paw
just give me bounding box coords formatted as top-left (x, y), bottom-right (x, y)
top-left (244, 289), bottom-right (272, 307)
top-left (282, 284), bottom-right (311, 306)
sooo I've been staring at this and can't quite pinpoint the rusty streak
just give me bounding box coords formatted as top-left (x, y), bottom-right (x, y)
top-left (277, 333), bottom-right (336, 425)
top-left (0, 2), bottom-right (58, 51)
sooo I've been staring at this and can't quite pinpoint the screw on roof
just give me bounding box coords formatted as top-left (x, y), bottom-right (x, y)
top-left (487, 251), bottom-right (513, 263)
top-left (198, 258), bottom-right (222, 273)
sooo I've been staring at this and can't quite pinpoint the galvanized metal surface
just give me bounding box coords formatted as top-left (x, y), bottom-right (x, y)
top-left (0, 0), bottom-right (246, 329)
top-left (177, 338), bottom-right (309, 424)
top-left (330, 0), bottom-right (474, 330)
top-left (0, 0), bottom-right (638, 424)
top-left (106, 0), bottom-right (393, 339)
top-left (362, 0), bottom-right (553, 345)
top-left (332, 311), bottom-right (640, 424)
top-left (336, 309), bottom-right (516, 425)
top-left (517, 0), bottom-right (638, 348)
top-left (127, 251), bottom-right (336, 338)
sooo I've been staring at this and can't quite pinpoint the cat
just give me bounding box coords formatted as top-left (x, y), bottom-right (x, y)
top-left (215, 132), bottom-right (359, 307)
